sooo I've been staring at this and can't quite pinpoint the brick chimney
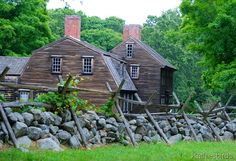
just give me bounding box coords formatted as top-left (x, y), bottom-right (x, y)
top-left (123, 24), bottom-right (142, 41)
top-left (64, 15), bottom-right (81, 39)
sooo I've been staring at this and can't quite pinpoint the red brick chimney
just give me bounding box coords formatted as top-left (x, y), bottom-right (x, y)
top-left (123, 24), bottom-right (142, 41)
top-left (64, 16), bottom-right (81, 39)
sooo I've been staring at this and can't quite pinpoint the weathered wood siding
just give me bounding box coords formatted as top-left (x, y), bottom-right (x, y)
top-left (112, 40), bottom-right (162, 104)
top-left (20, 38), bottom-right (117, 106)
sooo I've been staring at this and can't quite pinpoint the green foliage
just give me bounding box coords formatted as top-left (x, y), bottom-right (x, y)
top-left (0, 0), bottom-right (54, 56)
top-left (97, 97), bottom-right (114, 116)
top-left (0, 93), bottom-right (5, 102)
top-left (81, 29), bottom-right (122, 51)
top-left (142, 9), bottom-right (206, 102)
top-left (36, 76), bottom-right (95, 113)
top-left (180, 0), bottom-right (236, 92)
top-left (48, 8), bottom-right (124, 51)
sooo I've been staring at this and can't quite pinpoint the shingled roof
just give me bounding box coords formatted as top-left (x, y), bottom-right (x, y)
top-left (33, 36), bottom-right (136, 91)
top-left (103, 56), bottom-right (137, 91)
top-left (0, 56), bottom-right (29, 76)
top-left (112, 37), bottom-right (176, 70)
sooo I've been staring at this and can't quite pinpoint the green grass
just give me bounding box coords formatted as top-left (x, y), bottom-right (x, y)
top-left (0, 141), bottom-right (236, 161)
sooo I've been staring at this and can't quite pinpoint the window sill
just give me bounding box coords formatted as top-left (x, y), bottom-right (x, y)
top-left (82, 73), bottom-right (93, 75)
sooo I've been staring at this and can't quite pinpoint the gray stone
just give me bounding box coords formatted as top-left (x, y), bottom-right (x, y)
top-left (214, 117), bottom-right (222, 126)
top-left (17, 136), bottom-right (32, 148)
top-left (37, 138), bottom-right (62, 151)
top-left (69, 135), bottom-right (81, 148)
top-left (121, 140), bottom-right (129, 146)
top-left (188, 119), bottom-right (197, 125)
top-left (106, 118), bottom-right (118, 127)
top-left (169, 134), bottom-right (182, 144)
top-left (0, 140), bottom-right (3, 149)
top-left (196, 134), bottom-right (203, 142)
top-left (170, 126), bottom-right (178, 135)
top-left (170, 117), bottom-right (177, 123)
top-left (159, 120), bottom-right (170, 129)
top-left (143, 136), bottom-right (152, 144)
top-left (56, 130), bottom-right (71, 144)
top-left (97, 118), bottom-right (106, 128)
top-left (8, 112), bottom-right (24, 123)
top-left (218, 122), bottom-right (225, 129)
top-left (107, 132), bottom-right (119, 141)
top-left (105, 124), bottom-right (118, 132)
top-left (202, 132), bottom-right (214, 141)
top-left (53, 114), bottom-right (62, 126)
top-left (104, 137), bottom-right (115, 143)
top-left (44, 112), bottom-right (55, 125)
top-left (147, 130), bottom-right (157, 138)
top-left (0, 131), bottom-right (5, 140)
top-left (151, 134), bottom-right (161, 142)
top-left (4, 108), bottom-right (12, 115)
top-left (61, 121), bottom-right (76, 134)
top-left (22, 112), bottom-right (34, 126)
top-left (12, 122), bottom-right (28, 137)
top-left (28, 127), bottom-right (42, 140)
top-left (77, 117), bottom-right (86, 128)
top-left (183, 136), bottom-right (192, 141)
top-left (49, 125), bottom-right (59, 135)
top-left (31, 121), bottom-right (39, 126)
top-left (30, 109), bottom-right (42, 121)
top-left (99, 130), bottom-right (107, 137)
top-left (130, 125), bottom-right (137, 131)
top-left (1, 122), bottom-right (8, 136)
top-left (39, 125), bottom-right (50, 138)
top-left (38, 112), bottom-right (47, 124)
top-left (226, 123), bottom-right (236, 133)
top-left (83, 128), bottom-right (91, 140)
top-left (86, 111), bottom-right (99, 120)
top-left (135, 126), bottom-right (147, 136)
top-left (222, 131), bottom-right (234, 140)
top-left (129, 119), bottom-right (137, 125)
top-left (136, 119), bottom-right (145, 126)
top-left (61, 110), bottom-right (71, 122)
top-left (163, 125), bottom-right (171, 133)
top-left (134, 134), bottom-right (142, 142)
top-left (117, 123), bottom-right (126, 133)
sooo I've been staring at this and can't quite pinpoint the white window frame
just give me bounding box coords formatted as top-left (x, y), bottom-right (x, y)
top-left (126, 43), bottom-right (133, 58)
top-left (19, 89), bottom-right (30, 102)
top-left (51, 55), bottom-right (62, 74)
top-left (82, 56), bottom-right (94, 74)
top-left (130, 64), bottom-right (140, 79)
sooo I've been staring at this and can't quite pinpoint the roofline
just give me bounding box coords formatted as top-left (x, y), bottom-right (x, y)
top-left (111, 36), bottom-right (177, 70)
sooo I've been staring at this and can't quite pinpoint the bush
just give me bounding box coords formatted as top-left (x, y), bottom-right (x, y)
top-left (0, 94), bottom-right (5, 102)
top-left (36, 76), bottom-right (95, 113)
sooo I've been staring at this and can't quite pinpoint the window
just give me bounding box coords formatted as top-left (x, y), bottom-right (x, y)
top-left (130, 64), bottom-right (140, 79)
top-left (51, 56), bottom-right (62, 74)
top-left (82, 56), bottom-right (94, 74)
top-left (19, 89), bottom-right (30, 102)
top-left (126, 44), bottom-right (133, 58)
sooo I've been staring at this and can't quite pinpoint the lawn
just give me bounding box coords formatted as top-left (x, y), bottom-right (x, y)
top-left (0, 141), bottom-right (235, 161)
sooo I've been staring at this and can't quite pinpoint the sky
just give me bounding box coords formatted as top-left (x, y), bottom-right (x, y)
top-left (47, 0), bottom-right (181, 24)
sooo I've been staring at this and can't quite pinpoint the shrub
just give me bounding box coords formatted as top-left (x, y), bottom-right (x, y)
top-left (36, 76), bottom-right (95, 113)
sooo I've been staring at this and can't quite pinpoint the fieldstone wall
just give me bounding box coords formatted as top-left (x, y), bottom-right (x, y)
top-left (0, 108), bottom-right (235, 151)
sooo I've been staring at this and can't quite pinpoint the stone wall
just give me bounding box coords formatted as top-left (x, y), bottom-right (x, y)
top-left (0, 108), bottom-right (235, 151)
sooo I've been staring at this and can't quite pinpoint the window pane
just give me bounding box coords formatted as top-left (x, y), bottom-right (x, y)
top-left (130, 65), bottom-right (139, 79)
top-left (52, 57), bottom-right (61, 73)
top-left (126, 44), bottom-right (133, 58)
top-left (83, 57), bottom-right (93, 74)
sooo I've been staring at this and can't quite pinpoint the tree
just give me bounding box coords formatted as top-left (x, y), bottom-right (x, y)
top-left (81, 29), bottom-right (122, 51)
top-left (0, 0), bottom-right (53, 56)
top-left (180, 0), bottom-right (236, 92)
top-left (48, 8), bottom-right (124, 51)
top-left (142, 9), bottom-right (205, 102)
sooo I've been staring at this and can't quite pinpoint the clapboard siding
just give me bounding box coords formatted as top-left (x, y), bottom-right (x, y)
top-left (112, 40), bottom-right (162, 104)
top-left (20, 38), bottom-right (117, 106)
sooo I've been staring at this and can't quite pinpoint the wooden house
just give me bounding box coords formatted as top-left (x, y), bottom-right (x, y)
top-left (19, 16), bottom-right (137, 106)
top-left (0, 16), bottom-right (176, 113)
top-left (0, 56), bottom-right (29, 101)
top-left (111, 25), bottom-right (176, 105)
